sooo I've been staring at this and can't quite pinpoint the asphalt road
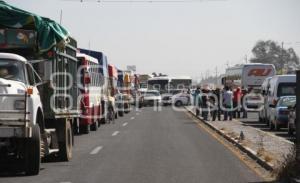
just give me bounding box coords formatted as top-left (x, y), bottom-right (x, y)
top-left (0, 107), bottom-right (262, 183)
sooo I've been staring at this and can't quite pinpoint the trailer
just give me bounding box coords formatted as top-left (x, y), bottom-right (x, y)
top-left (0, 2), bottom-right (78, 175)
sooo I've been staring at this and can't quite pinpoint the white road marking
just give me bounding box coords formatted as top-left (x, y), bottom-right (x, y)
top-left (90, 146), bottom-right (103, 155)
top-left (131, 117), bottom-right (135, 120)
top-left (112, 131), bottom-right (120, 136)
top-left (122, 122), bottom-right (128, 126)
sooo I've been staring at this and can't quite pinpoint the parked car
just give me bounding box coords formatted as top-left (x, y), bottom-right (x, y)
top-left (266, 75), bottom-right (296, 125)
top-left (245, 88), bottom-right (264, 110)
top-left (172, 92), bottom-right (190, 106)
top-left (161, 93), bottom-right (173, 106)
top-left (142, 90), bottom-right (162, 106)
top-left (269, 96), bottom-right (296, 131)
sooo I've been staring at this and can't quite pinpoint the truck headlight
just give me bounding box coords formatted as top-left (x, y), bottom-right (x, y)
top-left (14, 100), bottom-right (25, 110)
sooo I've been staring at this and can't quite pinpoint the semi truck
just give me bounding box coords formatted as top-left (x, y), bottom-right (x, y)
top-left (108, 64), bottom-right (118, 119)
top-left (78, 48), bottom-right (110, 124)
top-left (0, 2), bottom-right (78, 175)
top-left (76, 53), bottom-right (102, 134)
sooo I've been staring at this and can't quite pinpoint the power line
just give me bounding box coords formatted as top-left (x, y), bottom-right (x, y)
top-left (61, 0), bottom-right (226, 3)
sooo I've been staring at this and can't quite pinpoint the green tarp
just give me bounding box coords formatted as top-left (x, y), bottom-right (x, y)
top-left (0, 1), bottom-right (70, 53)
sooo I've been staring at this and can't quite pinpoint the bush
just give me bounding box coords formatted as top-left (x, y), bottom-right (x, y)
top-left (276, 145), bottom-right (300, 182)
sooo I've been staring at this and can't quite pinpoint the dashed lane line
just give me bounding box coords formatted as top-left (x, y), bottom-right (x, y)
top-left (112, 131), bottom-right (120, 136)
top-left (90, 146), bottom-right (103, 155)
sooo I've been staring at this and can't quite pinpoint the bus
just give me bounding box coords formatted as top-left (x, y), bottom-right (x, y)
top-left (147, 76), bottom-right (170, 94)
top-left (223, 63), bottom-right (276, 89)
top-left (147, 76), bottom-right (192, 94)
top-left (77, 53), bottom-right (102, 134)
top-left (169, 76), bottom-right (192, 94)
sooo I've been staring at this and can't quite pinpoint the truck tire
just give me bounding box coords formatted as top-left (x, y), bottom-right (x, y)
top-left (288, 125), bottom-right (293, 136)
top-left (118, 110), bottom-right (124, 117)
top-left (269, 120), bottom-right (274, 131)
top-left (80, 124), bottom-right (90, 134)
top-left (58, 120), bottom-right (73, 161)
top-left (90, 121), bottom-right (98, 131)
top-left (25, 124), bottom-right (41, 175)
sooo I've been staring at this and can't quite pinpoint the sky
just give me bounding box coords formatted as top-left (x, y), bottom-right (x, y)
top-left (6, 0), bottom-right (300, 80)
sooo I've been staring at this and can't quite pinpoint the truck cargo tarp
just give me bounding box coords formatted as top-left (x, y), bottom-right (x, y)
top-left (0, 1), bottom-right (69, 53)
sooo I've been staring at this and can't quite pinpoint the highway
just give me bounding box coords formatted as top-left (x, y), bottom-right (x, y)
top-left (0, 107), bottom-right (262, 183)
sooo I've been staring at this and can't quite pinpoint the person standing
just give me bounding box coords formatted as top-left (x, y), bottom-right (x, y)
top-left (233, 87), bottom-right (242, 118)
top-left (201, 88), bottom-right (209, 121)
top-left (241, 89), bottom-right (248, 118)
top-left (193, 87), bottom-right (202, 116)
top-left (210, 88), bottom-right (220, 121)
top-left (223, 86), bottom-right (233, 121)
top-left (212, 88), bottom-right (221, 121)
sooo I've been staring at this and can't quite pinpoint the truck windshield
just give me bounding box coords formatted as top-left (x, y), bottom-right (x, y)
top-left (0, 59), bottom-right (25, 83)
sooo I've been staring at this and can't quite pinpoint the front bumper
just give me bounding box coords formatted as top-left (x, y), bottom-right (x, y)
top-left (0, 126), bottom-right (30, 138)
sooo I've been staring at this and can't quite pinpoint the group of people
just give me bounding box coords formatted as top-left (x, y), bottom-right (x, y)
top-left (192, 86), bottom-right (248, 121)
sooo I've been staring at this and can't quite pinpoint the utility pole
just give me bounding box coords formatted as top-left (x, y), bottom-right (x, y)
top-left (296, 70), bottom-right (300, 165)
top-left (59, 10), bottom-right (63, 25)
top-left (215, 66), bottom-right (218, 86)
top-left (245, 55), bottom-right (247, 64)
top-left (281, 42), bottom-right (284, 74)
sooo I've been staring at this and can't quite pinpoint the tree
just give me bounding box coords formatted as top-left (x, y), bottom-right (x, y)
top-left (250, 40), bottom-right (300, 72)
top-left (152, 72), bottom-right (157, 77)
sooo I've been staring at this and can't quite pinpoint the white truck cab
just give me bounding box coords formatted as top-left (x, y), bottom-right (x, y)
top-left (0, 53), bottom-right (44, 175)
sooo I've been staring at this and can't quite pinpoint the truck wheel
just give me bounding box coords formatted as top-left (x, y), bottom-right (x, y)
top-left (25, 124), bottom-right (41, 175)
top-left (288, 125), bottom-right (293, 135)
top-left (90, 121), bottom-right (98, 131)
top-left (269, 120), bottom-right (274, 130)
top-left (80, 124), bottom-right (90, 134)
top-left (59, 120), bottom-right (73, 161)
top-left (118, 110), bottom-right (124, 117)
top-left (275, 121), bottom-right (280, 131)
top-left (97, 119), bottom-right (101, 127)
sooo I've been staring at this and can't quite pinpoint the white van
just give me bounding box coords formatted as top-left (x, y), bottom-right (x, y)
top-left (258, 77), bottom-right (272, 122)
top-left (266, 75), bottom-right (296, 125)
